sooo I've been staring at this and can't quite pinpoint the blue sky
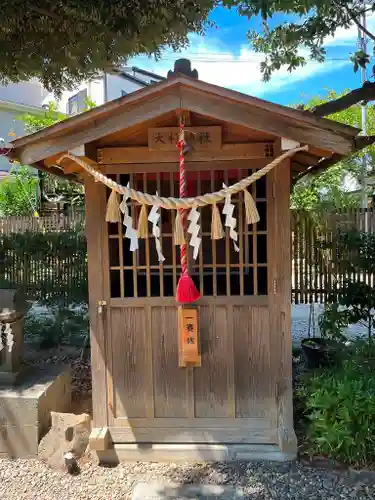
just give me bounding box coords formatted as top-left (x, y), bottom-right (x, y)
top-left (130, 6), bottom-right (375, 106)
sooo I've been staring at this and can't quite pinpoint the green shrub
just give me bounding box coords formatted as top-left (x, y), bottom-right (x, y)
top-left (299, 343), bottom-right (375, 467)
top-left (0, 229), bottom-right (87, 304)
top-left (319, 229), bottom-right (375, 340)
top-left (24, 303), bottom-right (88, 348)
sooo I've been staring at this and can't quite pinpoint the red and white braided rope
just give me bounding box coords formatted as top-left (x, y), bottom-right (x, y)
top-left (177, 123), bottom-right (188, 275)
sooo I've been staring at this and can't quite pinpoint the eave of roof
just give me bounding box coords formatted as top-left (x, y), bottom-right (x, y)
top-left (11, 74), bottom-right (360, 154)
top-left (131, 66), bottom-right (165, 81)
top-left (117, 71), bottom-right (149, 86)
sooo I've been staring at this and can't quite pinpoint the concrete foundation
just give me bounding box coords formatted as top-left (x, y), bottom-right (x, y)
top-left (0, 365), bottom-right (71, 458)
top-left (95, 443), bottom-right (296, 465)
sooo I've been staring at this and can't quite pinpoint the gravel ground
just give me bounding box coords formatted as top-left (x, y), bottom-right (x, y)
top-left (8, 305), bottom-right (371, 499)
top-left (0, 459), bottom-right (374, 499)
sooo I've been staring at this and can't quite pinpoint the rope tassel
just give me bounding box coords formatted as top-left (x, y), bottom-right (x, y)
top-left (211, 203), bottom-right (224, 240)
top-left (137, 204), bottom-right (149, 238)
top-left (105, 189), bottom-right (122, 223)
top-left (174, 210), bottom-right (185, 245)
top-left (244, 189), bottom-right (260, 225)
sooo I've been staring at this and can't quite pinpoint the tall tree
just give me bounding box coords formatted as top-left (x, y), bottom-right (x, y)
top-left (224, 0), bottom-right (375, 116)
top-left (0, 0), bottom-right (214, 94)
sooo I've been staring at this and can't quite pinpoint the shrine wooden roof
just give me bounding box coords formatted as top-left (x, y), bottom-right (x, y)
top-left (9, 73), bottom-right (373, 182)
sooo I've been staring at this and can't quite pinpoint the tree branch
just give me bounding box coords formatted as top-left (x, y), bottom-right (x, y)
top-left (333, 0), bottom-right (375, 42)
top-left (28, 4), bottom-right (103, 27)
top-left (309, 81), bottom-right (375, 116)
top-left (28, 5), bottom-right (59, 20)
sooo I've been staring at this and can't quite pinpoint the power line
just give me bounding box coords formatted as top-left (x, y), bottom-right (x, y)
top-left (148, 54), bottom-right (367, 63)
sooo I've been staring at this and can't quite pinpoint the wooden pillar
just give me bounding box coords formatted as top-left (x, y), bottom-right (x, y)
top-left (84, 176), bottom-right (109, 428)
top-left (268, 154), bottom-right (297, 456)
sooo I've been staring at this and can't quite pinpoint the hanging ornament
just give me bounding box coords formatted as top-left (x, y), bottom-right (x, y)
top-left (211, 203), bottom-right (224, 240)
top-left (120, 186), bottom-right (138, 252)
top-left (222, 183), bottom-right (239, 252)
top-left (175, 120), bottom-right (200, 304)
top-left (137, 205), bottom-right (149, 238)
top-left (173, 211), bottom-right (185, 245)
top-left (244, 189), bottom-right (260, 225)
top-left (105, 189), bottom-right (122, 223)
top-left (187, 207), bottom-right (201, 260)
top-left (148, 195), bottom-right (165, 262)
top-left (5, 323), bottom-right (13, 353)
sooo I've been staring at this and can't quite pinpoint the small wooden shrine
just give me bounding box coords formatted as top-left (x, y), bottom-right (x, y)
top-left (9, 60), bottom-right (368, 462)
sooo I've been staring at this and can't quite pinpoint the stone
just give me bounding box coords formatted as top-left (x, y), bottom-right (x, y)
top-left (38, 410), bottom-right (91, 470)
top-left (0, 288), bottom-right (32, 383)
top-left (0, 365), bottom-right (71, 458)
top-left (0, 288), bottom-right (31, 316)
top-left (0, 313), bottom-right (25, 380)
top-left (132, 482), bottom-right (245, 500)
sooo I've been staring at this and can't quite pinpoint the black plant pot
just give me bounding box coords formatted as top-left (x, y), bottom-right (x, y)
top-left (301, 337), bottom-right (340, 369)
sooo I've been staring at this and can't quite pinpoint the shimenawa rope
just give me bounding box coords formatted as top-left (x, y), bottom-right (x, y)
top-left (57, 145), bottom-right (308, 210)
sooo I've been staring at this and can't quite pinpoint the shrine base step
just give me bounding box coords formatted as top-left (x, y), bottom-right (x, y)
top-left (95, 443), bottom-right (296, 464)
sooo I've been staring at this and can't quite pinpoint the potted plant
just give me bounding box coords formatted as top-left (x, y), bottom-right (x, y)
top-left (301, 303), bottom-right (347, 369)
top-left (302, 229), bottom-right (375, 369)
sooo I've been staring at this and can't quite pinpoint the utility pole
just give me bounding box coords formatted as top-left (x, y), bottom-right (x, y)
top-left (358, 1), bottom-right (368, 212)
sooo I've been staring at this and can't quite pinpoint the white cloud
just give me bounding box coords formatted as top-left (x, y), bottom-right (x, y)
top-left (325, 13), bottom-right (375, 46)
top-left (130, 35), bottom-right (348, 97)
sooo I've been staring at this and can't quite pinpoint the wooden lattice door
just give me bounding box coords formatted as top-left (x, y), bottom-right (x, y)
top-left (107, 168), bottom-right (268, 300)
top-left (97, 165), bottom-right (279, 446)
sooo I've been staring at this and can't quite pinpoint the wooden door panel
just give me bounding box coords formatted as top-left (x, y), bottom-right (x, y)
top-left (234, 305), bottom-right (276, 421)
top-left (110, 301), bottom-right (277, 430)
top-left (194, 304), bottom-right (234, 418)
top-left (151, 305), bottom-right (190, 418)
top-left (111, 307), bottom-right (150, 418)
top-left (104, 165), bottom-right (276, 441)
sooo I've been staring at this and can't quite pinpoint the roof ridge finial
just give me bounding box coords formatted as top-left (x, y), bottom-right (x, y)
top-left (167, 59), bottom-right (198, 79)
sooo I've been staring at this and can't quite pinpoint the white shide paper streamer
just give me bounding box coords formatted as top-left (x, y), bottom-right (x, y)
top-left (187, 207), bottom-right (201, 260)
top-left (148, 193), bottom-right (165, 262)
top-left (222, 183), bottom-right (239, 252)
top-left (5, 323), bottom-right (13, 353)
top-left (0, 322), bottom-right (14, 353)
top-left (120, 184), bottom-right (139, 252)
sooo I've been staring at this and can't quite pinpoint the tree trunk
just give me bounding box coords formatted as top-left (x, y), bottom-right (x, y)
top-left (310, 81), bottom-right (375, 117)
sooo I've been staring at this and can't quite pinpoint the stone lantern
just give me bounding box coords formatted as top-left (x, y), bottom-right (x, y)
top-left (0, 289), bottom-right (30, 384)
top-left (0, 289), bottom-right (72, 458)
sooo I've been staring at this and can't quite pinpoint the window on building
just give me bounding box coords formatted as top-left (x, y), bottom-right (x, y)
top-left (107, 169), bottom-right (268, 299)
top-left (67, 89), bottom-right (88, 115)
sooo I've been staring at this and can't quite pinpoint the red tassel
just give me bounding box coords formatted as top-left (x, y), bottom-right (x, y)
top-left (176, 272), bottom-right (200, 304)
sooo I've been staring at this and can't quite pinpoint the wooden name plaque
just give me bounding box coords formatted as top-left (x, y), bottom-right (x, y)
top-left (148, 126), bottom-right (221, 151)
top-left (178, 306), bottom-right (201, 367)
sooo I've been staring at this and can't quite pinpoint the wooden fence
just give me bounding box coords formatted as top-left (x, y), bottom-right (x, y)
top-left (0, 211), bottom-right (87, 304)
top-left (1, 209), bottom-right (375, 304)
top-left (292, 209), bottom-right (375, 304)
top-left (0, 211), bottom-right (85, 234)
